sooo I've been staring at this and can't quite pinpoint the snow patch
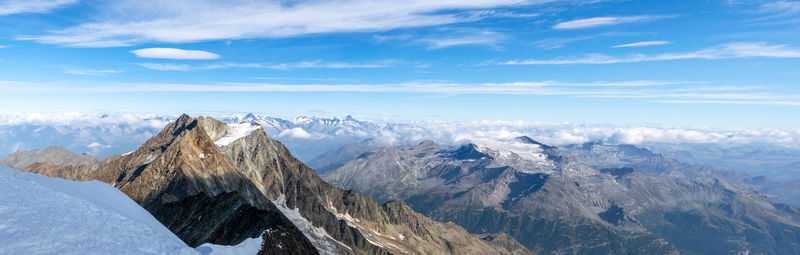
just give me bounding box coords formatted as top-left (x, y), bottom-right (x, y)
top-left (214, 123), bottom-right (262, 147)
top-left (195, 235), bottom-right (262, 255)
top-left (328, 201), bottom-right (360, 223)
top-left (272, 195), bottom-right (349, 254)
top-left (365, 237), bottom-right (384, 248)
top-left (326, 202), bottom-right (404, 252)
top-left (143, 154), bottom-right (157, 164)
top-left (472, 139), bottom-right (547, 162)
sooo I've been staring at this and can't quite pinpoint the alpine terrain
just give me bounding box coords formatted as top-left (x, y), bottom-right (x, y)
top-left (323, 137), bottom-right (800, 255)
top-left (4, 114), bottom-right (532, 255)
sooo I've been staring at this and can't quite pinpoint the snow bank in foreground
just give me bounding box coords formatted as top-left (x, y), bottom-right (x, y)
top-left (0, 165), bottom-right (197, 255)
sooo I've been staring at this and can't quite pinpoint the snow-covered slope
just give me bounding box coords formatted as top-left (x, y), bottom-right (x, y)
top-left (195, 239), bottom-right (263, 255)
top-left (214, 123), bottom-right (262, 147)
top-left (0, 165), bottom-right (196, 255)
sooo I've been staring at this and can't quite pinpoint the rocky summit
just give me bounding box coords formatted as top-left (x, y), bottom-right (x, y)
top-left (6, 114), bottom-right (531, 255)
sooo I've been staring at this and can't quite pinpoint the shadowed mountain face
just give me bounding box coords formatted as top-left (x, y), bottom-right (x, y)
top-left (323, 137), bottom-right (800, 255)
top-left (6, 114), bottom-right (530, 255)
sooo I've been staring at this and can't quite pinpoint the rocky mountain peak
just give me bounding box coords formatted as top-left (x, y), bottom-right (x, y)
top-left (515, 136), bottom-right (553, 149)
top-left (1, 145), bottom-right (101, 170)
top-left (406, 140), bottom-right (441, 155)
top-left (451, 143), bottom-right (490, 160)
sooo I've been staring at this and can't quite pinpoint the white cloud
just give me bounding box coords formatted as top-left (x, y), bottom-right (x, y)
top-left (655, 99), bottom-right (800, 106)
top-left (416, 31), bottom-right (506, 49)
top-left (553, 15), bottom-right (674, 30)
top-left (3, 79), bottom-right (798, 107)
top-left (611, 41), bottom-right (670, 48)
top-left (0, 80), bottom-right (691, 94)
top-left (266, 60), bottom-right (393, 70)
top-left (759, 1), bottom-right (800, 14)
top-left (19, 0), bottom-right (541, 47)
top-left (0, 112), bottom-right (172, 129)
top-left (136, 63), bottom-right (190, 71)
top-left (0, 0), bottom-right (77, 16)
top-left (277, 127), bottom-right (314, 139)
top-left (130, 48), bottom-right (220, 60)
top-left (2, 112), bottom-right (800, 152)
top-left (64, 69), bottom-right (122, 76)
top-left (137, 60), bottom-right (395, 71)
top-left (345, 118), bottom-right (800, 149)
top-left (502, 42), bottom-right (800, 65)
top-left (606, 127), bottom-right (719, 144)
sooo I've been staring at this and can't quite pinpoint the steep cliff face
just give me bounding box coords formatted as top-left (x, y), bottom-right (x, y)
top-left (7, 114), bottom-right (531, 255)
top-left (325, 137), bottom-right (800, 254)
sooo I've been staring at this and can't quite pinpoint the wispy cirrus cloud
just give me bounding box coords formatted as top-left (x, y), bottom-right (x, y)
top-left (417, 31), bottom-right (506, 49)
top-left (3, 78), bottom-right (799, 108)
top-left (759, 1), bottom-right (800, 15)
top-left (530, 31), bottom-right (650, 49)
top-left (18, 0), bottom-right (550, 47)
top-left (130, 48), bottom-right (220, 60)
top-left (611, 41), bottom-right (671, 48)
top-left (137, 60), bottom-right (401, 71)
top-left (552, 15), bottom-right (675, 30)
top-left (63, 68), bottom-right (122, 76)
top-left (502, 42), bottom-right (800, 65)
top-left (655, 99), bottom-right (800, 106)
top-left (0, 0), bottom-right (77, 16)
top-left (3, 79), bottom-right (797, 107)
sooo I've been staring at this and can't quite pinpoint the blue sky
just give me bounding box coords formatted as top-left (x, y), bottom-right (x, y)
top-left (1, 0), bottom-right (799, 129)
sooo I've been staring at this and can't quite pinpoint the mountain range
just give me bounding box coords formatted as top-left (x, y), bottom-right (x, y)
top-left (323, 137), bottom-right (800, 254)
top-left (3, 113), bottom-right (798, 186)
top-left (3, 114), bottom-right (531, 255)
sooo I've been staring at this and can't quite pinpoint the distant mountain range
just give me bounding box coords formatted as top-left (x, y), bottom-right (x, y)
top-left (2, 113), bottom-right (797, 184)
top-left (4, 113), bottom-right (800, 254)
top-left (322, 137), bottom-right (800, 254)
top-left (3, 115), bottom-right (530, 255)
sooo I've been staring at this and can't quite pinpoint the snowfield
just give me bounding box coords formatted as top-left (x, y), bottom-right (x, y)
top-left (195, 237), bottom-right (263, 255)
top-left (0, 165), bottom-right (197, 255)
top-left (214, 123), bottom-right (263, 147)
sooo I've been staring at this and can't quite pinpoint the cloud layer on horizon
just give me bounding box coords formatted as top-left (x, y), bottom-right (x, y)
top-left (3, 112), bottom-right (799, 150)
